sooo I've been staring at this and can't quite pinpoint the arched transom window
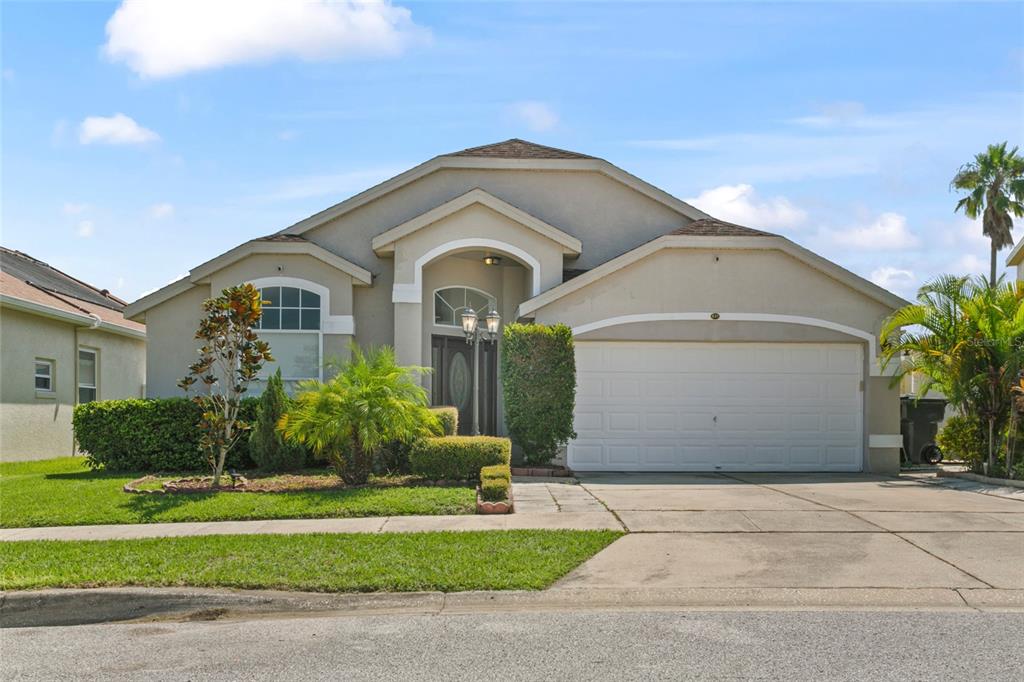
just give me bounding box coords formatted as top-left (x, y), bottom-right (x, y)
top-left (253, 283), bottom-right (323, 383)
top-left (434, 287), bottom-right (497, 327)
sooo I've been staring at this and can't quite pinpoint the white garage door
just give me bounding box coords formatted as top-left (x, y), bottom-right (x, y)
top-left (569, 342), bottom-right (864, 472)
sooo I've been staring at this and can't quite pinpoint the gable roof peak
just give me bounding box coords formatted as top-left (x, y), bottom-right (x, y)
top-left (446, 138), bottom-right (595, 160)
top-left (669, 218), bottom-right (777, 238)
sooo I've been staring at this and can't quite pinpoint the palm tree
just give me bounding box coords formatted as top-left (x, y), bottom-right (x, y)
top-left (278, 345), bottom-right (438, 484)
top-left (951, 142), bottom-right (1024, 286)
top-left (882, 275), bottom-right (1024, 473)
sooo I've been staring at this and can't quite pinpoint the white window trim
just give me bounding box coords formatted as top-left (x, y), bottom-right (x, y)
top-left (77, 347), bottom-right (98, 404)
top-left (432, 286), bottom-right (497, 329)
top-left (248, 277), bottom-right (348, 383)
top-left (34, 358), bottom-right (55, 395)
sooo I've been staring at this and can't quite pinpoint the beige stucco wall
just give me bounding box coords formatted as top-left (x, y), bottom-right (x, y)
top-left (143, 283), bottom-right (210, 397)
top-left (0, 307), bottom-right (145, 461)
top-left (207, 254), bottom-right (354, 317)
top-left (530, 246), bottom-right (902, 474)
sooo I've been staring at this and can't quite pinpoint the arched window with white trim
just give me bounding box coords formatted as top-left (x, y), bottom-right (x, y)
top-left (433, 286), bottom-right (497, 327)
top-left (250, 278), bottom-right (326, 383)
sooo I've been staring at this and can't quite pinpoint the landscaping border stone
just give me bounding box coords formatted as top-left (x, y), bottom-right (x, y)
top-left (936, 470), bottom-right (1024, 489)
top-left (476, 487), bottom-right (514, 514)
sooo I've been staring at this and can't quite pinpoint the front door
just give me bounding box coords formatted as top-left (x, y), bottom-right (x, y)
top-left (431, 335), bottom-right (498, 435)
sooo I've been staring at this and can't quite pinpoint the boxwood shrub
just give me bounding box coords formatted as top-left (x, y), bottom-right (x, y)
top-left (409, 436), bottom-right (511, 480)
top-left (500, 322), bottom-right (576, 465)
top-left (480, 463), bottom-right (511, 483)
top-left (430, 406), bottom-right (459, 436)
top-left (73, 397), bottom-right (260, 472)
top-left (480, 476), bottom-right (511, 502)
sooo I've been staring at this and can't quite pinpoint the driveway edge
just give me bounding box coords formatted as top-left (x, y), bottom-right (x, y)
top-left (5, 586), bottom-right (1024, 628)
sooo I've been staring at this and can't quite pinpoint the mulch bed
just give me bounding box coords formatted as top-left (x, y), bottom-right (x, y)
top-left (124, 473), bottom-right (471, 495)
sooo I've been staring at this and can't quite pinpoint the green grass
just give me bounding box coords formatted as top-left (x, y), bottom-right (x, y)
top-left (0, 531), bottom-right (622, 592)
top-left (0, 458), bottom-right (475, 528)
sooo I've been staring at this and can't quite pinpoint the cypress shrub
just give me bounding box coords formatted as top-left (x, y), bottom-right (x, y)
top-left (249, 369), bottom-right (307, 472)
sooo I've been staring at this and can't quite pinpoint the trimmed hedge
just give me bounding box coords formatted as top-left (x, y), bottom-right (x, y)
top-left (479, 463), bottom-right (511, 502)
top-left (500, 323), bottom-right (577, 465)
top-left (480, 476), bottom-right (510, 502)
top-left (409, 436), bottom-right (511, 481)
top-left (480, 464), bottom-right (511, 483)
top-left (430, 406), bottom-right (459, 436)
top-left (73, 398), bottom-right (260, 472)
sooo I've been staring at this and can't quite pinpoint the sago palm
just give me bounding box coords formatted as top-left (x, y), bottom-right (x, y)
top-left (951, 142), bottom-right (1024, 286)
top-left (278, 345), bottom-right (437, 484)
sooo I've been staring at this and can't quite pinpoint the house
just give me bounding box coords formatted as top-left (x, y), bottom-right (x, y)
top-left (1007, 239), bottom-right (1023, 282)
top-left (125, 139), bottom-right (908, 474)
top-left (0, 248), bottom-right (146, 461)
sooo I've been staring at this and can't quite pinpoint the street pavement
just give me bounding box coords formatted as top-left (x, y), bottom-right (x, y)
top-left (3, 609), bottom-right (1023, 680)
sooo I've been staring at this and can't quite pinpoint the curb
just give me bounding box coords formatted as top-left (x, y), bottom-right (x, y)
top-left (5, 586), bottom-right (1024, 628)
top-left (936, 470), bottom-right (1024, 490)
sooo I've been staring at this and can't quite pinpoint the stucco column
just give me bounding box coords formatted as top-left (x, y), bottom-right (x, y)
top-left (866, 373), bottom-right (901, 475)
top-left (394, 301), bottom-right (423, 368)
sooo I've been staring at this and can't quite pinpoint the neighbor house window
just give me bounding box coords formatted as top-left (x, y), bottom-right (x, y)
top-left (254, 284), bottom-right (322, 381)
top-left (433, 287), bottom-right (497, 327)
top-left (34, 359), bottom-right (54, 392)
top-left (78, 348), bottom-right (97, 403)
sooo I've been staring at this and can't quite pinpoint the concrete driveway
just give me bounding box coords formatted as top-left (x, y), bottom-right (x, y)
top-left (557, 473), bottom-right (1024, 591)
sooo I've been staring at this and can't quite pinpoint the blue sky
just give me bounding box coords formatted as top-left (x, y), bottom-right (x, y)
top-left (3, 1), bottom-right (1023, 302)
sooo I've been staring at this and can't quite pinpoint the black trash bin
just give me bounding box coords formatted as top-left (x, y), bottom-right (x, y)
top-left (900, 396), bottom-right (948, 464)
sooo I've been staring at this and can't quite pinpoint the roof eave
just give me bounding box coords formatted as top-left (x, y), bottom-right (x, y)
top-left (1006, 239), bottom-right (1024, 267)
top-left (1, 294), bottom-right (146, 339)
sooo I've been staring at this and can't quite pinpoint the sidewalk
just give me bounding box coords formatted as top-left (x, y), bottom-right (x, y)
top-left (0, 479), bottom-right (622, 542)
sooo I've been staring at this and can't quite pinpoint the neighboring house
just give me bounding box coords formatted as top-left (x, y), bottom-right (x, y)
top-left (1007, 239), bottom-right (1023, 282)
top-left (126, 139), bottom-right (909, 474)
top-left (0, 248), bottom-right (146, 461)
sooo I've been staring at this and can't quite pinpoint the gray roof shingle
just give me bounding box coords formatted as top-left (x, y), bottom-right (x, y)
top-left (447, 138), bottom-right (594, 160)
top-left (669, 218), bottom-right (777, 238)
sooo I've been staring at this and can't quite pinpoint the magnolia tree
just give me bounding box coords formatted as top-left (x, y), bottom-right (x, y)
top-left (179, 284), bottom-right (273, 486)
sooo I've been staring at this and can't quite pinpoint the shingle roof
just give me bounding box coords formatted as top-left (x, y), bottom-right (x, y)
top-left (447, 138), bottom-right (594, 160)
top-left (668, 218), bottom-right (777, 238)
top-left (255, 233), bottom-right (307, 243)
top-left (0, 247), bottom-right (128, 310)
top-left (0, 249), bottom-right (144, 334)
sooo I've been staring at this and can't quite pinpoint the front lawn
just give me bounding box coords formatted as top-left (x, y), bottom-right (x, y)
top-left (0, 530), bottom-right (622, 592)
top-left (0, 458), bottom-right (475, 528)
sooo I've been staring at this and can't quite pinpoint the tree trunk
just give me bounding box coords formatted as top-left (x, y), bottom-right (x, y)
top-left (990, 239), bottom-right (998, 287)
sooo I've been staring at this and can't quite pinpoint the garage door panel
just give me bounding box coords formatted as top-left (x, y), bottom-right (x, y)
top-left (569, 342), bottom-right (864, 472)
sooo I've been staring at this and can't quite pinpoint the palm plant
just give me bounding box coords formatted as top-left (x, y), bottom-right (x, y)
top-left (278, 345), bottom-right (437, 484)
top-left (882, 276), bottom-right (1024, 473)
top-left (951, 142), bottom-right (1024, 286)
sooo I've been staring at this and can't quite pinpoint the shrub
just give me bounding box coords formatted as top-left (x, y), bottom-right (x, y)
top-left (937, 415), bottom-right (987, 470)
top-left (500, 323), bottom-right (577, 465)
top-left (480, 476), bottom-right (510, 502)
top-left (74, 398), bottom-right (259, 472)
top-left (249, 369), bottom-right (306, 472)
top-left (430, 406), bottom-right (459, 436)
top-left (409, 436), bottom-right (511, 480)
top-left (480, 464), bottom-right (511, 483)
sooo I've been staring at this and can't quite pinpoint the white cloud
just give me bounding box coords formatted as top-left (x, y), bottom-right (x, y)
top-left (149, 203), bottom-right (175, 219)
top-left (685, 184), bottom-right (807, 229)
top-left (870, 266), bottom-right (916, 296)
top-left (103, 0), bottom-right (430, 79)
top-left (79, 114), bottom-right (160, 145)
top-left (62, 202), bottom-right (90, 215)
top-left (508, 101), bottom-right (559, 132)
top-left (76, 220), bottom-right (95, 238)
top-left (828, 212), bottom-right (919, 250)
